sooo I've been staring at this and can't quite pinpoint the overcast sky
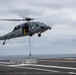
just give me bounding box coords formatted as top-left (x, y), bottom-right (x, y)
top-left (0, 0), bottom-right (76, 55)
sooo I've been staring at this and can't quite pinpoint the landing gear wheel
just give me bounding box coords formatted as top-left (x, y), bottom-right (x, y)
top-left (29, 33), bottom-right (33, 36)
top-left (3, 40), bottom-right (6, 45)
top-left (3, 42), bottom-right (5, 45)
top-left (38, 33), bottom-right (41, 37)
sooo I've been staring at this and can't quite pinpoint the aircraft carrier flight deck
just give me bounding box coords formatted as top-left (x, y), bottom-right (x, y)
top-left (0, 58), bottom-right (76, 75)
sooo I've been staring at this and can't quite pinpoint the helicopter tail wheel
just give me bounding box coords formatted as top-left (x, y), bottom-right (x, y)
top-left (3, 40), bottom-right (6, 45)
top-left (38, 33), bottom-right (41, 37)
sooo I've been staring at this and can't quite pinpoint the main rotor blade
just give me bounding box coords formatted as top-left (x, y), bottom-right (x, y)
top-left (0, 19), bottom-right (25, 21)
top-left (0, 18), bottom-right (35, 21)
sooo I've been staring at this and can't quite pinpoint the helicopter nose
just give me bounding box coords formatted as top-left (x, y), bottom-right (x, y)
top-left (47, 26), bottom-right (51, 30)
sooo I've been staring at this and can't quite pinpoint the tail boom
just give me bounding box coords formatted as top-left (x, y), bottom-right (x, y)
top-left (0, 36), bottom-right (2, 40)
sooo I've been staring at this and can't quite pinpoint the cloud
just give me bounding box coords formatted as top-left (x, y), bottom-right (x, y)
top-left (0, 0), bottom-right (76, 55)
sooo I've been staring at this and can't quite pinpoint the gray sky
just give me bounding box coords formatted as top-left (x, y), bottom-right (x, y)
top-left (0, 0), bottom-right (76, 55)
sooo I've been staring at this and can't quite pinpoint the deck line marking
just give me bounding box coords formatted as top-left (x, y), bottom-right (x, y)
top-left (10, 64), bottom-right (76, 70)
top-left (29, 64), bottom-right (76, 70)
top-left (14, 66), bottom-right (60, 73)
top-left (1, 63), bottom-right (76, 74)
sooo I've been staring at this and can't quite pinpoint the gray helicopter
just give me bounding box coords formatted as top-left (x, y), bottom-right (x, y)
top-left (0, 18), bottom-right (51, 45)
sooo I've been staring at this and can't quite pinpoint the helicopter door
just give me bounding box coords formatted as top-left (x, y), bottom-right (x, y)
top-left (22, 26), bottom-right (29, 35)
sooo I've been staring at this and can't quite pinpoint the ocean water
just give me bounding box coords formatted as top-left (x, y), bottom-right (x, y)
top-left (0, 54), bottom-right (76, 60)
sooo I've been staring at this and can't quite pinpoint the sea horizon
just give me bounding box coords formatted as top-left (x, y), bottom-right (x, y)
top-left (0, 54), bottom-right (76, 60)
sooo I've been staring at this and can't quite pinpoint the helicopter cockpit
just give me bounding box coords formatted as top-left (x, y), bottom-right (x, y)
top-left (13, 25), bottom-right (20, 31)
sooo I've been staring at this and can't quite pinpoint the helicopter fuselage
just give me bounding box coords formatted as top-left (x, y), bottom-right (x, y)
top-left (0, 22), bottom-right (51, 45)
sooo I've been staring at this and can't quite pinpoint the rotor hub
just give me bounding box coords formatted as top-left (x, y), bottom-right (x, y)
top-left (25, 18), bottom-right (34, 22)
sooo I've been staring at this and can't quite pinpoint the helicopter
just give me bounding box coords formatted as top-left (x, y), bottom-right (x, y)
top-left (0, 18), bottom-right (51, 45)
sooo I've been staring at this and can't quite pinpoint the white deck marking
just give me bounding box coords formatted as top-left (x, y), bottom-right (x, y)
top-left (1, 63), bottom-right (76, 74)
top-left (9, 64), bottom-right (31, 67)
top-left (27, 64), bottom-right (76, 70)
top-left (1, 62), bottom-right (76, 70)
top-left (10, 66), bottom-right (60, 73)
top-left (9, 64), bottom-right (76, 70)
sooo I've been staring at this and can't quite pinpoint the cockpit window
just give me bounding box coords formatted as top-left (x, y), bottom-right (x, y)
top-left (41, 23), bottom-right (44, 25)
top-left (18, 26), bottom-right (20, 28)
top-left (13, 25), bottom-right (20, 31)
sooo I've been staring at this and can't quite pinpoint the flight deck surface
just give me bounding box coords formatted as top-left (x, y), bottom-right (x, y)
top-left (0, 59), bottom-right (76, 75)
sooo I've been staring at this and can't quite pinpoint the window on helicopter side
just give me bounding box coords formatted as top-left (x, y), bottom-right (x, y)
top-left (13, 26), bottom-right (20, 31)
top-left (41, 23), bottom-right (46, 26)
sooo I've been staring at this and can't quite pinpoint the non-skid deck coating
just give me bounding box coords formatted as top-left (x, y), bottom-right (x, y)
top-left (0, 59), bottom-right (76, 75)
